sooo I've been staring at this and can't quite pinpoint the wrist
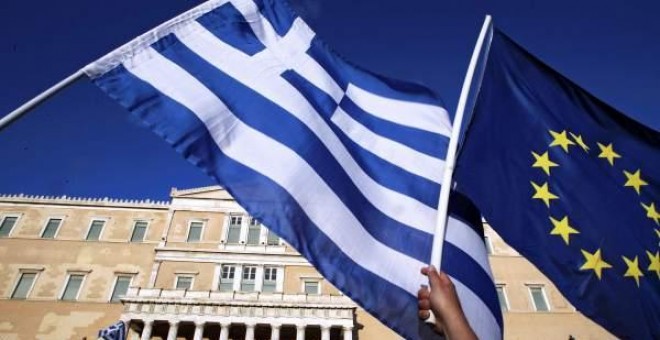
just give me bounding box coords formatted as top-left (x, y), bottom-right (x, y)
top-left (443, 314), bottom-right (477, 340)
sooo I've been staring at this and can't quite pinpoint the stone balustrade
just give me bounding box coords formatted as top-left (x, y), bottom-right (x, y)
top-left (121, 288), bottom-right (356, 340)
top-left (124, 287), bottom-right (354, 305)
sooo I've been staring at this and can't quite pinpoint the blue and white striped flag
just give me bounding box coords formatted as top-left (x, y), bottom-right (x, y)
top-left (98, 321), bottom-right (126, 340)
top-left (85, 0), bottom-right (501, 338)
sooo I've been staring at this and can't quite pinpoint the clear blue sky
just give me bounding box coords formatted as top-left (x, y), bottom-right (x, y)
top-left (1, 0), bottom-right (658, 200)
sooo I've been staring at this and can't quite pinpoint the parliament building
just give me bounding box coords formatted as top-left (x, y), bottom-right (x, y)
top-left (0, 186), bottom-right (611, 339)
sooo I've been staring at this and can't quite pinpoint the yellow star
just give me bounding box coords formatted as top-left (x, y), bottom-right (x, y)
top-left (532, 151), bottom-right (559, 175)
top-left (646, 251), bottom-right (660, 279)
top-left (597, 143), bottom-right (621, 166)
top-left (569, 132), bottom-right (590, 152)
top-left (531, 181), bottom-right (559, 208)
top-left (549, 130), bottom-right (576, 152)
top-left (623, 169), bottom-right (648, 195)
top-left (641, 202), bottom-right (660, 225)
top-left (580, 248), bottom-right (612, 279)
top-left (549, 216), bottom-right (580, 245)
top-left (622, 256), bottom-right (644, 287)
top-left (655, 229), bottom-right (660, 239)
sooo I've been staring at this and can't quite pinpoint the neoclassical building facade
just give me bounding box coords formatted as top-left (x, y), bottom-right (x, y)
top-left (0, 186), bottom-right (612, 339)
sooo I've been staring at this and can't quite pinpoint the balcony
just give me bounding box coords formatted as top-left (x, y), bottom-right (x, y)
top-left (123, 287), bottom-right (354, 307)
top-left (120, 288), bottom-right (357, 340)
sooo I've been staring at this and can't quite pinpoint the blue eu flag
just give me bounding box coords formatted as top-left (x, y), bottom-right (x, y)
top-left (455, 29), bottom-right (660, 339)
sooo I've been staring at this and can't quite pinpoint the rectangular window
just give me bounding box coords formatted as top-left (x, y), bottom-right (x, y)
top-left (219, 265), bottom-right (235, 292)
top-left (496, 285), bottom-right (509, 311)
top-left (247, 218), bottom-right (261, 245)
top-left (240, 266), bottom-right (257, 292)
top-left (41, 218), bottom-right (62, 239)
top-left (110, 275), bottom-right (132, 302)
top-left (0, 216), bottom-right (18, 237)
top-left (187, 221), bottom-right (203, 242)
top-left (175, 276), bottom-right (194, 290)
top-left (529, 286), bottom-right (549, 311)
top-left (304, 281), bottom-right (320, 295)
top-left (226, 216), bottom-right (242, 244)
top-left (266, 229), bottom-right (279, 246)
top-left (61, 274), bottom-right (84, 301)
top-left (86, 220), bottom-right (105, 241)
top-left (11, 272), bottom-right (36, 299)
top-left (130, 221), bottom-right (148, 242)
top-left (263, 267), bottom-right (277, 293)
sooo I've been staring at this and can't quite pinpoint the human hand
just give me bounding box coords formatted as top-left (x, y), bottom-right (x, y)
top-left (418, 265), bottom-right (477, 340)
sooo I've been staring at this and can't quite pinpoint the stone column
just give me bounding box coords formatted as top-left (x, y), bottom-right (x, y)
top-left (120, 318), bottom-right (131, 337)
top-left (166, 321), bottom-right (179, 340)
top-left (239, 216), bottom-right (249, 244)
top-left (193, 321), bottom-right (205, 340)
top-left (245, 322), bottom-right (256, 340)
top-left (219, 322), bottom-right (230, 340)
top-left (140, 320), bottom-right (154, 340)
top-left (342, 326), bottom-right (353, 340)
top-left (255, 265), bottom-right (264, 292)
top-left (233, 266), bottom-right (243, 291)
top-left (148, 261), bottom-right (161, 288)
top-left (270, 323), bottom-right (281, 340)
top-left (295, 324), bottom-right (306, 340)
top-left (321, 325), bottom-right (331, 340)
top-left (259, 225), bottom-right (268, 245)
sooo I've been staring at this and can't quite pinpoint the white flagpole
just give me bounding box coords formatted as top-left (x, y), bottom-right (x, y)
top-left (0, 69), bottom-right (85, 132)
top-left (430, 15), bottom-right (493, 269)
top-left (1, 0), bottom-right (234, 133)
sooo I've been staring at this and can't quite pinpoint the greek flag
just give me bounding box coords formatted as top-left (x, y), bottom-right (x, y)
top-left (98, 321), bottom-right (126, 340)
top-left (85, 0), bottom-right (501, 338)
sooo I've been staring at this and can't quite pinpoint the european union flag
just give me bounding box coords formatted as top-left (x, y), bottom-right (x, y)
top-left (455, 29), bottom-right (660, 339)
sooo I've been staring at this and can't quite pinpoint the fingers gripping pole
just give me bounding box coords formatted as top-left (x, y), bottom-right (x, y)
top-left (424, 16), bottom-right (492, 329)
top-left (0, 69), bottom-right (86, 133)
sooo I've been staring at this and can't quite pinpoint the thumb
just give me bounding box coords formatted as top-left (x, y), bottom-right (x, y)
top-left (427, 265), bottom-right (442, 290)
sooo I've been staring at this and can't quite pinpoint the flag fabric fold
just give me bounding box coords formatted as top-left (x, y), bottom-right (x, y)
top-left (86, 0), bottom-right (501, 338)
top-left (455, 28), bottom-right (660, 339)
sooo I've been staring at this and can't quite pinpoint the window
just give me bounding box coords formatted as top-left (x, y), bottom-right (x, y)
top-left (219, 265), bottom-right (236, 292)
top-left (263, 267), bottom-right (277, 293)
top-left (304, 280), bottom-right (320, 295)
top-left (226, 216), bottom-right (242, 244)
top-left (130, 221), bottom-right (148, 242)
top-left (529, 286), bottom-right (550, 311)
top-left (0, 216), bottom-right (18, 237)
top-left (11, 272), bottom-right (36, 299)
top-left (175, 276), bottom-right (194, 290)
top-left (496, 285), bottom-right (509, 311)
top-left (187, 221), bottom-right (203, 242)
top-left (484, 235), bottom-right (493, 255)
top-left (110, 275), bottom-right (132, 302)
top-left (61, 274), bottom-right (85, 301)
top-left (86, 220), bottom-right (105, 241)
top-left (247, 218), bottom-right (261, 245)
top-left (41, 218), bottom-right (62, 239)
top-left (241, 266), bottom-right (257, 292)
top-left (266, 229), bottom-right (279, 246)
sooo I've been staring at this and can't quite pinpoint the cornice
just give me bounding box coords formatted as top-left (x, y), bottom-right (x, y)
top-left (0, 193), bottom-right (170, 209)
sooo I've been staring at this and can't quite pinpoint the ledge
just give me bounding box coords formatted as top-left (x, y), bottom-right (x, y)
top-left (123, 287), bottom-right (355, 309)
top-left (0, 194), bottom-right (169, 209)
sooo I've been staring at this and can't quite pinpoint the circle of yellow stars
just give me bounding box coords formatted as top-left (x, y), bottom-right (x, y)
top-left (530, 129), bottom-right (660, 287)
